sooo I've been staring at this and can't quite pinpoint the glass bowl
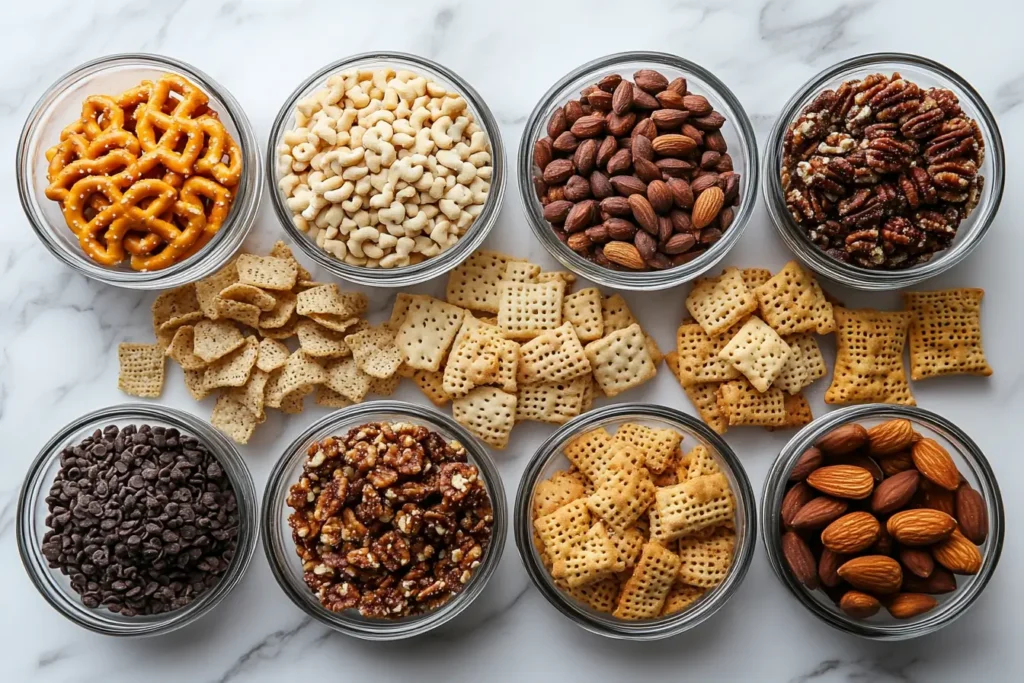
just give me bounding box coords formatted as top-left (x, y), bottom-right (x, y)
top-left (16, 404), bottom-right (259, 637)
top-left (514, 403), bottom-right (756, 639)
top-left (266, 52), bottom-right (506, 287)
top-left (761, 404), bottom-right (1004, 640)
top-left (762, 53), bottom-right (1005, 290)
top-left (261, 400), bottom-right (507, 640)
top-left (16, 53), bottom-right (263, 290)
top-left (518, 52), bottom-right (758, 291)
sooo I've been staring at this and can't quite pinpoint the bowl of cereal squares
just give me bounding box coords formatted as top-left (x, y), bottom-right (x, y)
top-left (267, 52), bottom-right (506, 287)
top-left (515, 404), bottom-right (756, 639)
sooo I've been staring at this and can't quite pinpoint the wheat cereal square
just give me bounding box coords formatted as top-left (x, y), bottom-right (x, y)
top-left (497, 280), bottom-right (565, 340)
top-left (563, 428), bottom-right (616, 484)
top-left (117, 343), bottom-right (165, 397)
top-left (601, 294), bottom-right (638, 332)
top-left (534, 498), bottom-right (591, 564)
top-left (562, 288), bottom-right (604, 343)
top-left (517, 322), bottom-right (591, 385)
top-left (717, 379), bottom-right (787, 427)
top-left (612, 423), bottom-right (682, 474)
top-left (718, 316), bottom-right (792, 392)
top-left (774, 333), bottom-right (827, 395)
top-left (451, 386), bottom-right (516, 449)
top-left (903, 288), bottom-right (991, 380)
top-left (552, 522), bottom-right (620, 588)
top-left (677, 527), bottom-right (735, 588)
top-left (395, 296), bottom-right (466, 372)
top-left (754, 260), bottom-right (835, 335)
top-left (613, 542), bottom-right (681, 620)
top-left (585, 323), bottom-right (657, 397)
top-left (661, 583), bottom-right (705, 616)
top-left (504, 261), bottom-right (542, 283)
top-left (445, 249), bottom-right (524, 313)
top-left (825, 307), bottom-right (914, 405)
top-left (235, 254), bottom-right (298, 290)
top-left (651, 473), bottom-right (734, 542)
top-left (211, 395), bottom-right (258, 445)
top-left (685, 267), bottom-right (757, 337)
top-left (515, 376), bottom-right (587, 425)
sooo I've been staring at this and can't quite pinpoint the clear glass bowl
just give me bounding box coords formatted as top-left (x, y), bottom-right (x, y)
top-left (261, 400), bottom-right (507, 640)
top-left (761, 404), bottom-right (1004, 640)
top-left (266, 52), bottom-right (506, 287)
top-left (762, 53), bottom-right (1005, 290)
top-left (514, 403), bottom-right (756, 639)
top-left (518, 52), bottom-right (759, 291)
top-left (16, 404), bottom-right (259, 637)
top-left (16, 53), bottom-right (263, 290)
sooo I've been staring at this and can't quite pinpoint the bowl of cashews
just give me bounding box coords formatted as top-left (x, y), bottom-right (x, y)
top-left (267, 52), bottom-right (506, 287)
top-left (17, 53), bottom-right (263, 289)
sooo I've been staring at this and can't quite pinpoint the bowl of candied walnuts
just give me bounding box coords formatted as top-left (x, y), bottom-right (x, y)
top-left (763, 53), bottom-right (1004, 290)
top-left (262, 401), bottom-right (506, 639)
top-left (17, 54), bottom-right (262, 289)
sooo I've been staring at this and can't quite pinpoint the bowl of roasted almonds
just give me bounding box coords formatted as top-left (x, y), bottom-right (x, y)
top-left (762, 404), bottom-right (1004, 640)
top-left (763, 52), bottom-right (1004, 290)
top-left (519, 52), bottom-right (758, 291)
top-left (262, 401), bottom-right (506, 640)
top-left (267, 52), bottom-right (506, 287)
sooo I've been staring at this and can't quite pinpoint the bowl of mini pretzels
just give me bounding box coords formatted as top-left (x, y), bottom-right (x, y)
top-left (17, 53), bottom-right (263, 289)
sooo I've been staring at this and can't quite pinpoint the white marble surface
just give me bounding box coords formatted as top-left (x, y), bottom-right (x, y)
top-left (1, 0), bottom-right (1022, 680)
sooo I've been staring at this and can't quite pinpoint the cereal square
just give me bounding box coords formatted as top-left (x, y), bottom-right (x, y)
top-left (497, 280), bottom-right (565, 340)
top-left (718, 316), bottom-right (792, 392)
top-left (584, 323), bottom-right (657, 397)
top-left (825, 307), bottom-right (914, 405)
top-left (685, 267), bottom-right (757, 336)
top-left (754, 260), bottom-right (835, 335)
top-left (903, 288), bottom-right (992, 380)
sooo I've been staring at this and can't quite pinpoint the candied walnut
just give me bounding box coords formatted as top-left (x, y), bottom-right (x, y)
top-left (288, 510), bottom-right (320, 542)
top-left (322, 582), bottom-right (360, 612)
top-left (346, 547), bottom-right (381, 571)
top-left (313, 472), bottom-right (348, 521)
top-left (319, 515), bottom-right (344, 546)
top-left (438, 462), bottom-right (480, 505)
top-left (286, 478), bottom-right (313, 510)
top-left (387, 481), bottom-right (433, 504)
top-left (394, 503), bottom-right (424, 537)
top-left (344, 441), bottom-right (378, 473)
top-left (355, 484), bottom-right (386, 525)
top-left (371, 531), bottom-right (411, 572)
top-left (367, 466), bottom-right (399, 489)
top-left (340, 508), bottom-right (368, 542)
top-left (382, 439), bottom-right (426, 476)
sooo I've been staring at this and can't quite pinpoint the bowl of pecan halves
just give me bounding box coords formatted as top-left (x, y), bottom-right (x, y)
top-left (763, 53), bottom-right (1004, 290)
top-left (262, 401), bottom-right (507, 640)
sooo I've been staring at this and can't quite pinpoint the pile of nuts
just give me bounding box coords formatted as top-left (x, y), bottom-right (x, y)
top-left (781, 72), bottom-right (985, 269)
top-left (277, 68), bottom-right (493, 269)
top-left (779, 418), bottom-right (989, 620)
top-left (532, 69), bottom-right (741, 271)
top-left (286, 422), bottom-right (494, 619)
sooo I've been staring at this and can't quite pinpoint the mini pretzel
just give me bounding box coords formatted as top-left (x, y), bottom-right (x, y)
top-left (43, 73), bottom-right (241, 271)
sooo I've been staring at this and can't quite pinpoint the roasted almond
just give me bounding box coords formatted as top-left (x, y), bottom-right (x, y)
top-left (570, 114), bottom-right (605, 138)
top-left (628, 194), bottom-right (659, 234)
top-left (879, 451), bottom-right (915, 477)
top-left (818, 548), bottom-right (846, 588)
top-left (887, 509), bottom-right (957, 546)
top-left (839, 590), bottom-right (881, 619)
top-left (564, 100), bottom-right (584, 123)
top-left (611, 79), bottom-right (634, 115)
top-left (602, 241), bottom-right (645, 270)
top-left (911, 438), bottom-right (960, 491)
top-left (589, 170), bottom-right (613, 199)
top-left (902, 566), bottom-right (956, 594)
top-left (666, 77), bottom-right (687, 96)
top-left (631, 135), bottom-right (654, 162)
top-left (652, 133), bottom-right (697, 157)
top-left (586, 89), bottom-right (613, 112)
top-left (782, 530), bottom-right (818, 589)
top-left (606, 148), bottom-right (633, 175)
top-left (566, 232), bottom-right (592, 252)
top-left (955, 483), bottom-right (988, 545)
top-left (646, 180), bottom-right (674, 214)
top-left (596, 135), bottom-right (618, 167)
top-left (789, 447), bottom-right (823, 481)
top-left (608, 175), bottom-right (646, 197)
top-left (542, 199), bottom-right (573, 224)
top-left (871, 469), bottom-right (920, 516)
top-left (867, 419), bottom-right (915, 455)
top-left (552, 131), bottom-right (580, 153)
top-left (633, 157), bottom-right (663, 184)
top-left (816, 423), bottom-right (869, 454)
top-left (604, 218), bottom-right (638, 241)
top-left (563, 200), bottom-right (597, 233)
top-left (691, 186), bottom-right (725, 230)
top-left (663, 233), bottom-right (696, 255)
top-left (932, 529), bottom-right (983, 575)
top-left (821, 511), bottom-right (881, 554)
top-left (781, 482), bottom-right (817, 528)
top-left (655, 90), bottom-right (686, 110)
top-left (542, 158), bottom-right (574, 185)
top-left (633, 69), bottom-right (669, 93)
top-left (666, 178), bottom-right (694, 209)
top-left (651, 109), bottom-right (689, 130)
top-left (806, 465), bottom-right (875, 500)
top-left (789, 496), bottom-right (848, 531)
top-left (682, 94), bottom-right (713, 116)
top-left (633, 117), bottom-right (658, 140)
top-left (899, 548), bottom-right (935, 579)
top-left (833, 453), bottom-right (883, 482)
top-left (599, 196), bottom-right (631, 217)
top-left (547, 108), bottom-right (567, 139)
top-left (632, 86), bottom-right (660, 110)
top-left (534, 137), bottom-right (554, 171)
top-left (886, 593), bottom-right (938, 619)
top-left (837, 555), bottom-right (902, 594)
top-left (606, 112), bottom-right (636, 137)
top-left (573, 139), bottom-right (598, 176)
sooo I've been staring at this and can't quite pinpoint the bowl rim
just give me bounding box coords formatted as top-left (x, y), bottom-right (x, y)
top-left (517, 50), bottom-right (759, 291)
top-left (16, 403), bottom-right (259, 637)
top-left (761, 51), bottom-right (1005, 291)
top-left (16, 52), bottom-right (264, 290)
top-left (760, 404), bottom-right (1005, 640)
top-left (264, 51), bottom-right (507, 288)
top-left (513, 402), bottom-right (757, 639)
top-left (260, 400), bottom-right (507, 640)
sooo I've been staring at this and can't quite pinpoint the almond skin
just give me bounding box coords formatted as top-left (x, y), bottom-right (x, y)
top-left (781, 482), bottom-right (816, 529)
top-left (652, 133), bottom-right (698, 157)
top-left (840, 590), bottom-right (881, 619)
top-left (690, 186), bottom-right (724, 229)
top-left (911, 438), bottom-right (961, 491)
top-left (902, 566), bottom-right (957, 594)
top-left (602, 241), bottom-right (645, 270)
top-left (886, 593), bottom-right (938, 619)
top-left (871, 470), bottom-right (921, 516)
top-left (878, 451), bottom-right (916, 477)
top-left (837, 555), bottom-right (903, 594)
top-left (833, 453), bottom-right (884, 482)
top-left (611, 79), bottom-right (634, 115)
top-left (782, 530), bottom-right (819, 589)
top-left (806, 465), bottom-right (875, 500)
top-left (887, 509), bottom-right (957, 546)
top-left (899, 548), bottom-right (935, 579)
top-left (789, 447), bottom-right (823, 482)
top-left (818, 548), bottom-right (846, 588)
top-left (821, 511), bottom-right (881, 554)
top-left (867, 419), bottom-right (915, 455)
top-left (789, 496), bottom-right (848, 531)
top-left (627, 194), bottom-right (659, 234)
top-left (932, 529), bottom-right (983, 575)
top-left (816, 423), bottom-right (869, 455)
top-left (955, 483), bottom-right (989, 545)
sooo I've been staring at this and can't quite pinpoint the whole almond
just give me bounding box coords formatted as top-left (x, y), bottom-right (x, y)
top-left (663, 233), bottom-right (697, 255)
top-left (589, 171), bottom-right (613, 200)
top-left (606, 148), bottom-right (633, 175)
top-left (570, 114), bottom-right (606, 138)
top-left (634, 158), bottom-right (663, 184)
top-left (584, 222), bottom-right (609, 243)
top-left (871, 469), bottom-right (920, 516)
top-left (552, 131), bottom-right (580, 153)
top-left (573, 139), bottom-right (598, 176)
top-left (563, 175), bottom-right (591, 202)
top-left (657, 215), bottom-right (674, 245)
top-left (566, 232), bottom-right (591, 253)
top-left (716, 153), bottom-right (735, 173)
top-left (932, 529), bottom-right (983, 575)
top-left (666, 178), bottom-right (695, 209)
top-left (916, 480), bottom-right (956, 517)
top-left (656, 158), bottom-right (695, 178)
top-left (682, 94), bottom-right (713, 116)
top-left (700, 150), bottom-right (722, 170)
top-left (806, 465), bottom-right (875, 500)
top-left (690, 173), bottom-right (721, 195)
top-left (911, 439), bottom-right (960, 491)
top-left (634, 230), bottom-right (657, 261)
top-left (790, 447), bottom-right (823, 482)
top-left (691, 186), bottom-right (725, 230)
top-left (821, 511), bottom-right (881, 554)
top-left (652, 109), bottom-right (690, 129)
top-left (606, 112), bottom-right (637, 137)
top-left (719, 207), bottom-right (735, 230)
top-left (837, 555), bottom-right (903, 594)
top-left (596, 136), bottom-right (618, 167)
top-left (547, 108), bottom-right (567, 139)
top-left (534, 138), bottom-right (554, 171)
top-left (633, 118), bottom-right (658, 140)
top-left (631, 135), bottom-right (654, 162)
top-left (628, 195), bottom-right (659, 234)
top-left (652, 134), bottom-right (697, 157)
top-left (669, 209), bottom-right (692, 233)
top-left (612, 79), bottom-right (634, 115)
top-left (600, 196), bottom-right (632, 217)
top-left (681, 123), bottom-right (704, 146)
top-left (899, 548), bottom-right (935, 579)
top-left (867, 419), bottom-right (915, 455)
top-left (781, 481), bottom-right (816, 528)
top-left (634, 69), bottom-right (669, 93)
top-left (789, 496), bottom-right (849, 531)
top-left (887, 509), bottom-right (957, 546)
top-left (887, 593), bottom-right (938, 619)
top-left (816, 423), bottom-right (869, 454)
top-left (955, 483), bottom-right (988, 544)
top-left (840, 590), bottom-right (881, 619)
top-left (587, 89), bottom-right (613, 112)
top-left (604, 218), bottom-right (638, 241)
top-left (692, 112), bottom-right (726, 130)
top-left (542, 158), bottom-right (574, 185)
top-left (646, 180), bottom-right (674, 214)
top-left (782, 530), bottom-right (819, 589)
top-left (609, 175), bottom-right (647, 196)
top-left (597, 74), bottom-right (621, 92)
top-left (873, 524), bottom-right (894, 556)
top-left (879, 451), bottom-right (915, 477)
top-left (542, 200), bottom-right (573, 224)
top-left (819, 548), bottom-right (846, 588)
top-left (564, 100), bottom-right (584, 124)
top-left (603, 241), bottom-right (645, 269)
top-left (666, 77), bottom-right (687, 95)
top-left (833, 453), bottom-right (884, 482)
top-left (655, 90), bottom-right (686, 110)
top-left (902, 566), bottom-right (956, 594)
